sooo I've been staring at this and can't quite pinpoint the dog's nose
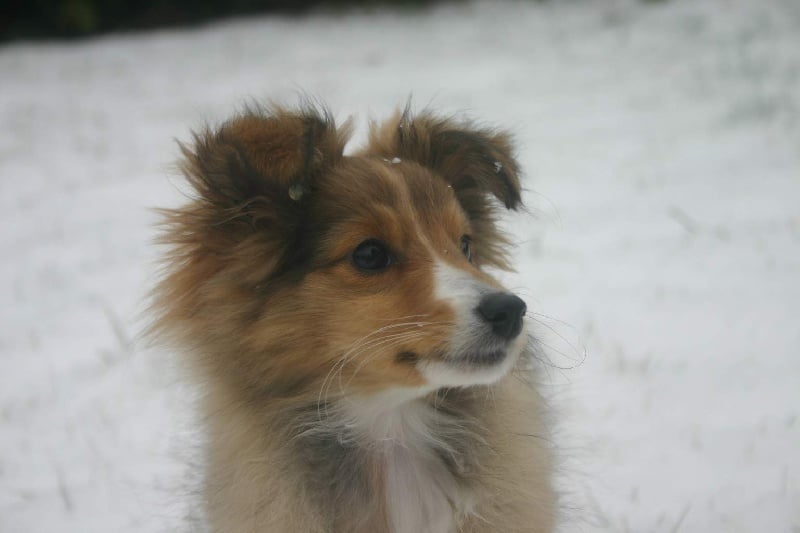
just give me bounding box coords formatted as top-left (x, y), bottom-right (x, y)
top-left (476, 292), bottom-right (527, 341)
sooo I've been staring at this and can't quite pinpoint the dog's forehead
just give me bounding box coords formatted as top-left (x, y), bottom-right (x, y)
top-left (318, 157), bottom-right (465, 226)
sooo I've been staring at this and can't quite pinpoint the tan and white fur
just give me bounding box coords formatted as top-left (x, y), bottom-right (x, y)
top-left (151, 103), bottom-right (556, 532)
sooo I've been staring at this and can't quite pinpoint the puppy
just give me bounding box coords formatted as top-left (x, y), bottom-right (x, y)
top-left (152, 103), bottom-right (556, 532)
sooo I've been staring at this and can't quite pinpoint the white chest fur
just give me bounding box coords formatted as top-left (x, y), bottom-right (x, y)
top-left (382, 437), bottom-right (456, 533)
top-left (341, 388), bottom-right (470, 533)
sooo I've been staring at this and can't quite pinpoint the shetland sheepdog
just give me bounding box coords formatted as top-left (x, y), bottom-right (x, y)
top-left (152, 103), bottom-right (556, 532)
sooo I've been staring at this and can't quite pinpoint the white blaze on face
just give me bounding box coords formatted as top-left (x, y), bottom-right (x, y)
top-left (416, 261), bottom-right (525, 387)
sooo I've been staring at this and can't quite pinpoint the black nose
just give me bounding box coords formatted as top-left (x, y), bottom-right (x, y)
top-left (476, 292), bottom-right (527, 341)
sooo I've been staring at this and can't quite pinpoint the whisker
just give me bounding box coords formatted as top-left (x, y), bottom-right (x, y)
top-left (338, 332), bottom-right (428, 390)
top-left (314, 318), bottom-right (457, 423)
top-left (532, 337), bottom-right (587, 371)
top-left (527, 314), bottom-right (587, 364)
top-left (373, 313), bottom-right (432, 322)
top-left (317, 330), bottom-right (437, 421)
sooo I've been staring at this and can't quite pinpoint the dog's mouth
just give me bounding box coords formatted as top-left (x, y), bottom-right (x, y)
top-left (454, 349), bottom-right (507, 366)
top-left (397, 348), bottom-right (508, 368)
top-left (410, 340), bottom-right (522, 388)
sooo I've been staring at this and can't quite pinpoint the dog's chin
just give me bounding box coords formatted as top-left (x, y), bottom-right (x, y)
top-left (416, 346), bottom-right (522, 388)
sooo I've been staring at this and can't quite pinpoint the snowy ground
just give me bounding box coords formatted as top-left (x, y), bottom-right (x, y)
top-left (2, 0), bottom-right (799, 531)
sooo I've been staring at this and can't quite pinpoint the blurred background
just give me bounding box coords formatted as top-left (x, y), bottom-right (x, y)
top-left (2, 0), bottom-right (443, 41)
top-left (1, 0), bottom-right (798, 531)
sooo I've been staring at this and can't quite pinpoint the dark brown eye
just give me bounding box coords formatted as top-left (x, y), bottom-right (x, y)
top-left (352, 239), bottom-right (392, 272)
top-left (460, 235), bottom-right (472, 262)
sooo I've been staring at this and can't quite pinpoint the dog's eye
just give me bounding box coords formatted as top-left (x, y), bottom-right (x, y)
top-left (352, 239), bottom-right (392, 272)
top-left (460, 235), bottom-right (472, 262)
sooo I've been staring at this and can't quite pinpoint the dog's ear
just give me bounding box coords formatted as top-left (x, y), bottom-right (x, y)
top-left (366, 108), bottom-right (522, 269)
top-left (180, 104), bottom-right (348, 229)
top-left (162, 104), bottom-right (349, 283)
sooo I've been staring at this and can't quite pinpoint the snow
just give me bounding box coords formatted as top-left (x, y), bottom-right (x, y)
top-left (1, 0), bottom-right (799, 531)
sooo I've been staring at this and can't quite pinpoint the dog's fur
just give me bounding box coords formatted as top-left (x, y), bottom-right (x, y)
top-left (152, 103), bottom-right (556, 532)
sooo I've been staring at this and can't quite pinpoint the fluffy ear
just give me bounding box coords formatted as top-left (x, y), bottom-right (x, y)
top-left (180, 104), bottom-right (349, 229)
top-left (366, 108), bottom-right (522, 269)
top-left (160, 104), bottom-right (350, 289)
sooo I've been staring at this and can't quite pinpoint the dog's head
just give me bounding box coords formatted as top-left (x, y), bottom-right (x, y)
top-left (154, 104), bottom-right (528, 402)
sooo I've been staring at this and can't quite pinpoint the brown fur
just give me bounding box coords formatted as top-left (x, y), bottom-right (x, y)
top-left (151, 103), bottom-right (556, 532)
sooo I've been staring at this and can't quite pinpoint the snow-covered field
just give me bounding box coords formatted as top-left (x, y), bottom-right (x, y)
top-left (2, 0), bottom-right (799, 531)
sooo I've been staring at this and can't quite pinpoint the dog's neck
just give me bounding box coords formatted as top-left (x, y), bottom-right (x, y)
top-left (302, 387), bottom-right (480, 533)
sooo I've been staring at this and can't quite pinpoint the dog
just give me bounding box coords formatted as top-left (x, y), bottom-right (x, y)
top-left (151, 103), bottom-right (556, 532)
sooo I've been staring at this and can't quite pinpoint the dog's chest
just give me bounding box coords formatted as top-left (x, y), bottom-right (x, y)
top-left (344, 394), bottom-right (470, 533)
top-left (380, 440), bottom-right (458, 533)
